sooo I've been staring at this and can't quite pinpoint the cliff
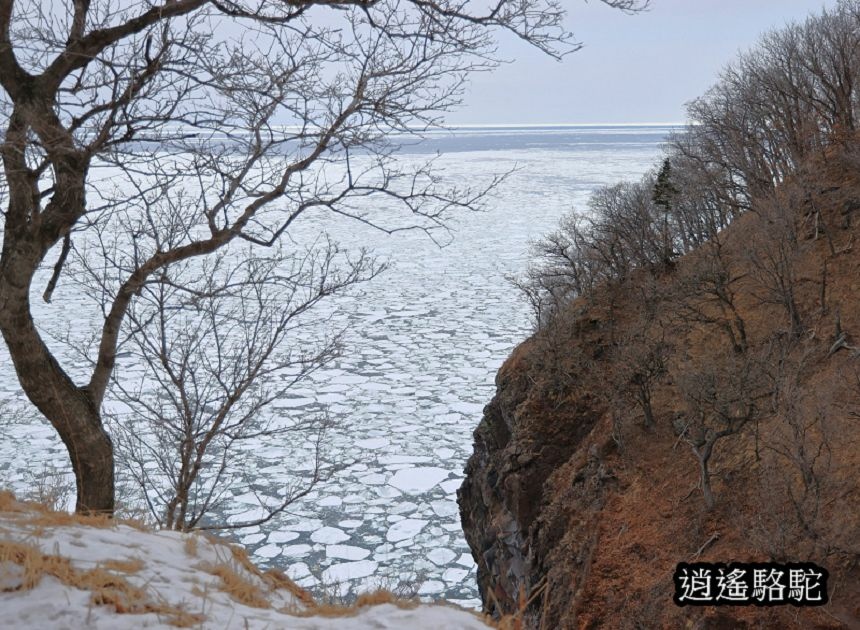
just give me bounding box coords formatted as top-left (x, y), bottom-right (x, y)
top-left (459, 162), bottom-right (860, 629)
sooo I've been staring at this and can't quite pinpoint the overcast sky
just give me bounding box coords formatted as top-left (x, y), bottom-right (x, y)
top-left (449, 0), bottom-right (839, 125)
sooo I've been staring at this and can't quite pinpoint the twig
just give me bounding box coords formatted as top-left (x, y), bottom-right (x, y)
top-left (539, 578), bottom-right (552, 630)
top-left (691, 531), bottom-right (720, 560)
top-left (672, 419), bottom-right (691, 451)
top-left (678, 480), bottom-right (700, 504)
top-left (827, 332), bottom-right (847, 357)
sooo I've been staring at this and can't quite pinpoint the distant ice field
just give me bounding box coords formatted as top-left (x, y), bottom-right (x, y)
top-left (0, 125), bottom-right (674, 608)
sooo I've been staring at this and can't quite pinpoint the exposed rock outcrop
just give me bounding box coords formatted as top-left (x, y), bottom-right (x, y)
top-left (459, 332), bottom-right (594, 608)
top-left (459, 328), bottom-right (612, 628)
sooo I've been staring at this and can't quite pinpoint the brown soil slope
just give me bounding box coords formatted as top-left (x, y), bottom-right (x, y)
top-left (459, 154), bottom-right (860, 629)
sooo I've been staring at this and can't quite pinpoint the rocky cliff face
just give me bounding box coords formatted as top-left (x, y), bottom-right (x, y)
top-left (458, 328), bottom-right (614, 629)
top-left (458, 205), bottom-right (860, 629)
top-left (457, 344), bottom-right (542, 617)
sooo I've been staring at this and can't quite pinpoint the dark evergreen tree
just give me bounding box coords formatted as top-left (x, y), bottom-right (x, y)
top-left (652, 158), bottom-right (678, 211)
top-left (653, 158), bottom-right (679, 266)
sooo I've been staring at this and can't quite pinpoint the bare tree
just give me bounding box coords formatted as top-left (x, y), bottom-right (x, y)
top-left (748, 338), bottom-right (859, 562)
top-left (745, 191), bottom-right (807, 337)
top-left (512, 212), bottom-right (600, 326)
top-left (672, 235), bottom-right (748, 354)
top-left (608, 327), bottom-right (670, 429)
top-left (676, 352), bottom-right (769, 510)
top-left (0, 0), bottom-right (647, 514)
top-left (105, 241), bottom-right (378, 530)
top-left (513, 178), bottom-right (680, 329)
top-left (762, 348), bottom-right (831, 550)
top-left (664, 1), bottom-right (860, 243)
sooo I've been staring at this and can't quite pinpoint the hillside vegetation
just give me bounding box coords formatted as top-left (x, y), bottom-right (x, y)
top-left (460, 3), bottom-right (860, 628)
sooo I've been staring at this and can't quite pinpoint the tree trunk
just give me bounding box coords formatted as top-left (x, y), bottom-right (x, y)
top-left (696, 437), bottom-right (718, 511)
top-left (788, 297), bottom-right (804, 337)
top-left (638, 387), bottom-right (655, 427)
top-left (699, 456), bottom-right (715, 511)
top-left (0, 255), bottom-right (114, 514)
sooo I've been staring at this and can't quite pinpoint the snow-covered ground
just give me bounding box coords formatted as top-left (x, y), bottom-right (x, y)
top-left (0, 496), bottom-right (491, 629)
top-left (0, 126), bottom-right (670, 606)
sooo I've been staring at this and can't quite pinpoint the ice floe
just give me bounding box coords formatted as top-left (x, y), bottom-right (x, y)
top-left (418, 580), bottom-right (446, 595)
top-left (427, 548), bottom-right (457, 566)
top-left (388, 467), bottom-right (451, 494)
top-left (268, 531), bottom-right (300, 544)
top-left (386, 519), bottom-right (428, 542)
top-left (311, 527), bottom-right (351, 544)
top-left (326, 545), bottom-right (372, 561)
top-left (356, 437), bottom-right (390, 449)
top-left (281, 544), bottom-right (313, 557)
top-left (322, 560), bottom-right (379, 583)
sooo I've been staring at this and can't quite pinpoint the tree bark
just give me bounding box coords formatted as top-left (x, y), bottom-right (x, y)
top-left (638, 387), bottom-right (655, 427)
top-left (698, 455), bottom-right (714, 511)
top-left (0, 248), bottom-right (114, 514)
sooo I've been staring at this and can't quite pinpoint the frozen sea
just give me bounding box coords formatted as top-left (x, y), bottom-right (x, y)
top-left (0, 124), bottom-right (674, 607)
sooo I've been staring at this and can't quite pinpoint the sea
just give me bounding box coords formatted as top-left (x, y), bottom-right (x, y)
top-left (0, 124), bottom-right (675, 608)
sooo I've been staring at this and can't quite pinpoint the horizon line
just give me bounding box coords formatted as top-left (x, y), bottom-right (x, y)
top-left (441, 121), bottom-right (686, 128)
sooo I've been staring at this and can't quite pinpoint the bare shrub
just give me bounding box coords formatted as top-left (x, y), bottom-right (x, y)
top-left (22, 463), bottom-right (76, 513)
top-left (105, 241), bottom-right (379, 531)
top-left (746, 341), bottom-right (860, 564)
top-left (676, 351), bottom-right (770, 510)
top-left (608, 329), bottom-right (670, 429)
top-left (745, 191), bottom-right (807, 337)
top-left (672, 235), bottom-right (748, 354)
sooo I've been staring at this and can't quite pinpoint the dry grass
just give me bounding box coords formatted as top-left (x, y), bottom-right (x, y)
top-left (298, 589), bottom-right (408, 617)
top-left (193, 534), bottom-right (314, 612)
top-left (0, 540), bottom-right (204, 626)
top-left (299, 587), bottom-right (493, 626)
top-left (27, 508), bottom-right (149, 532)
top-left (182, 533), bottom-right (197, 558)
top-left (0, 491), bottom-right (18, 513)
top-left (0, 491), bottom-right (149, 532)
top-left (192, 545), bottom-right (484, 623)
top-left (202, 561), bottom-right (272, 609)
top-left (261, 566), bottom-right (315, 607)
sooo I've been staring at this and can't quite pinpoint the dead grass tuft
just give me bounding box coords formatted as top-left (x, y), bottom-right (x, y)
top-left (182, 533), bottom-right (198, 558)
top-left (196, 533), bottom-right (313, 610)
top-left (229, 545), bottom-right (313, 606)
top-left (303, 589), bottom-right (398, 617)
top-left (293, 588), bottom-right (439, 619)
top-left (262, 566), bottom-right (315, 607)
top-left (0, 491), bottom-right (18, 512)
top-left (0, 540), bottom-right (203, 626)
top-left (354, 589), bottom-right (404, 607)
top-left (203, 561), bottom-right (271, 609)
top-left (0, 490), bottom-right (149, 532)
top-left (27, 508), bottom-right (150, 532)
